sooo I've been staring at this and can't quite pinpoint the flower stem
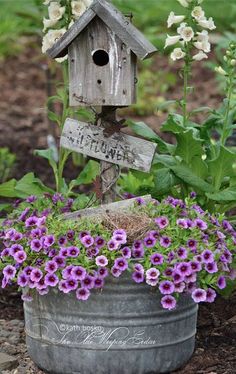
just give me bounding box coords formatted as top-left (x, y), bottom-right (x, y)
top-left (221, 74), bottom-right (234, 146)
top-left (183, 56), bottom-right (190, 127)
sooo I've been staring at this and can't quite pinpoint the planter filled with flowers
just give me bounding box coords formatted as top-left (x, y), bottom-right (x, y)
top-left (1, 193), bottom-right (235, 373)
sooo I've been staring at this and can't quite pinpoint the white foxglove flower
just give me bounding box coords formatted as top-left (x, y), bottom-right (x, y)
top-left (191, 6), bottom-right (205, 21)
top-left (71, 1), bottom-right (87, 18)
top-left (197, 30), bottom-right (209, 42)
top-left (177, 22), bottom-right (187, 34)
top-left (170, 48), bottom-right (186, 61)
top-left (48, 2), bottom-right (65, 22)
top-left (177, 0), bottom-right (190, 7)
top-left (167, 12), bottom-right (185, 28)
top-left (164, 34), bottom-right (181, 49)
top-left (198, 17), bottom-right (216, 30)
top-left (83, 0), bottom-right (93, 7)
top-left (56, 55), bottom-right (68, 63)
top-left (42, 28), bottom-right (66, 54)
top-left (43, 17), bottom-right (57, 32)
top-left (179, 26), bottom-right (194, 42)
top-left (194, 41), bottom-right (211, 53)
top-left (193, 50), bottom-right (208, 61)
top-left (215, 66), bottom-right (227, 76)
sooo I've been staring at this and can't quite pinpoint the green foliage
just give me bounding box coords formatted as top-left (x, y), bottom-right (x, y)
top-left (0, 148), bottom-right (16, 183)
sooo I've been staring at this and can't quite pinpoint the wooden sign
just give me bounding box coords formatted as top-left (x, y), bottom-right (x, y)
top-left (63, 195), bottom-right (152, 220)
top-left (61, 119), bottom-right (157, 172)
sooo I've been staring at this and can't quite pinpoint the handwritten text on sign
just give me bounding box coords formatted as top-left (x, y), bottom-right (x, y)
top-left (60, 119), bottom-right (157, 172)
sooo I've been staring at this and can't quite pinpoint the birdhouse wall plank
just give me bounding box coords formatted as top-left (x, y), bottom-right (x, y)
top-left (69, 16), bottom-right (136, 107)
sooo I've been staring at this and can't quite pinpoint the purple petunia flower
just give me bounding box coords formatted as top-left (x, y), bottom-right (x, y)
top-left (121, 247), bottom-right (132, 259)
top-left (25, 216), bottom-right (38, 227)
top-left (221, 249), bottom-right (232, 264)
top-left (164, 267), bottom-right (174, 277)
top-left (30, 268), bottom-right (43, 282)
top-left (159, 280), bottom-right (175, 295)
top-left (190, 261), bottom-right (202, 273)
top-left (1, 248), bottom-right (10, 258)
top-left (187, 239), bottom-right (197, 251)
top-left (94, 277), bottom-right (105, 289)
top-left (43, 235), bottom-right (55, 248)
top-left (12, 232), bottom-right (23, 241)
top-left (172, 271), bottom-right (184, 284)
top-left (95, 236), bottom-right (106, 249)
top-left (185, 273), bottom-right (197, 283)
top-left (114, 257), bottom-right (128, 271)
top-left (30, 228), bottom-right (41, 238)
top-left (161, 295), bottom-right (176, 310)
top-left (96, 255), bottom-right (108, 267)
top-left (65, 278), bottom-right (78, 291)
top-left (191, 204), bottom-right (204, 215)
top-left (45, 273), bottom-right (59, 287)
top-left (205, 262), bottom-right (218, 274)
top-left (107, 239), bottom-right (119, 251)
top-left (155, 216), bottom-right (169, 229)
top-left (17, 273), bottom-right (28, 287)
top-left (3, 265), bottom-right (16, 280)
top-left (53, 255), bottom-right (66, 268)
top-left (146, 268), bottom-right (160, 280)
top-left (38, 288), bottom-right (49, 296)
top-left (167, 251), bottom-right (175, 263)
top-left (135, 197), bottom-right (146, 205)
top-left (81, 275), bottom-right (95, 289)
top-left (132, 246), bottom-right (144, 259)
top-left (217, 276), bottom-right (226, 289)
top-left (23, 266), bottom-right (33, 278)
top-left (206, 288), bottom-right (217, 303)
top-left (143, 236), bottom-right (157, 248)
top-left (45, 260), bottom-right (58, 273)
top-left (194, 254), bottom-right (203, 263)
top-left (59, 248), bottom-right (68, 257)
top-left (81, 235), bottom-right (94, 248)
top-left (191, 288), bottom-right (207, 303)
top-left (190, 191), bottom-right (197, 198)
top-left (174, 282), bottom-right (185, 293)
top-left (90, 247), bottom-right (99, 257)
top-left (146, 277), bottom-right (159, 286)
top-left (58, 236), bottom-right (67, 246)
top-left (58, 280), bottom-right (70, 293)
top-left (67, 246), bottom-right (80, 258)
top-left (132, 271), bottom-right (144, 283)
top-left (76, 287), bottom-right (90, 301)
top-left (149, 230), bottom-right (159, 240)
top-left (30, 239), bottom-right (42, 252)
top-left (111, 266), bottom-right (122, 278)
top-left (160, 236), bottom-right (172, 248)
top-left (19, 208), bottom-right (31, 222)
top-left (62, 265), bottom-right (74, 279)
top-left (176, 219), bottom-right (189, 229)
top-left (71, 266), bottom-right (86, 281)
top-left (134, 264), bottom-right (144, 274)
top-left (97, 267), bottom-right (109, 278)
top-left (150, 253), bottom-right (164, 266)
top-left (66, 230), bottom-right (75, 241)
top-left (202, 250), bottom-right (214, 264)
top-left (229, 268), bottom-right (236, 280)
top-left (222, 220), bottom-right (233, 232)
top-left (176, 262), bottom-right (192, 277)
top-left (14, 250), bottom-right (27, 264)
top-left (177, 247), bottom-right (188, 259)
top-left (194, 218), bottom-right (208, 231)
top-left (10, 244), bottom-right (23, 255)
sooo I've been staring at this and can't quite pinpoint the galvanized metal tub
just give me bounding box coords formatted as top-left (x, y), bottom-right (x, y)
top-left (24, 274), bottom-right (198, 374)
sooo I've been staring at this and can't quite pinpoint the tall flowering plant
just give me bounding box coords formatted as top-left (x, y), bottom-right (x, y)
top-left (127, 0), bottom-right (236, 216)
top-left (0, 193), bottom-right (235, 310)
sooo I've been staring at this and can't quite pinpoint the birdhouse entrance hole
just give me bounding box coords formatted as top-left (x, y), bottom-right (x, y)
top-left (92, 49), bottom-right (109, 66)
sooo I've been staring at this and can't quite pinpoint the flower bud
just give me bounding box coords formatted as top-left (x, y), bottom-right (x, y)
top-left (231, 59), bottom-right (236, 66)
top-left (215, 66), bottom-right (227, 76)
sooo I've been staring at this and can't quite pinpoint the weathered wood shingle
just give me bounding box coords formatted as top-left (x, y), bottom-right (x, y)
top-left (47, 0), bottom-right (157, 60)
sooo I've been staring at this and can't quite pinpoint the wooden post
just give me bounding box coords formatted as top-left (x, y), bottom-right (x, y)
top-left (100, 106), bottom-right (119, 204)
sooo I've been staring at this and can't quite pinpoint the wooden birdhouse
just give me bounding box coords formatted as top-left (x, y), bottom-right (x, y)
top-left (47, 0), bottom-right (157, 107)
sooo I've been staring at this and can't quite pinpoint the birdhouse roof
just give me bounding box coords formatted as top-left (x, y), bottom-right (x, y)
top-left (47, 0), bottom-right (157, 60)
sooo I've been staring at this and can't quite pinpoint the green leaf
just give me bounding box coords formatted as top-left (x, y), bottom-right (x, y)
top-left (34, 148), bottom-right (58, 177)
top-left (0, 179), bottom-right (17, 197)
top-left (171, 164), bottom-right (214, 193)
top-left (175, 129), bottom-right (203, 164)
top-left (208, 146), bottom-right (236, 190)
top-left (206, 188), bottom-right (236, 201)
top-left (47, 111), bottom-right (61, 124)
top-left (153, 154), bottom-right (177, 168)
top-left (161, 114), bottom-right (184, 133)
top-left (127, 120), bottom-right (174, 154)
top-left (69, 160), bottom-right (99, 189)
top-left (14, 173), bottom-right (54, 198)
top-left (153, 168), bottom-right (179, 195)
top-left (0, 203), bottom-right (12, 212)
